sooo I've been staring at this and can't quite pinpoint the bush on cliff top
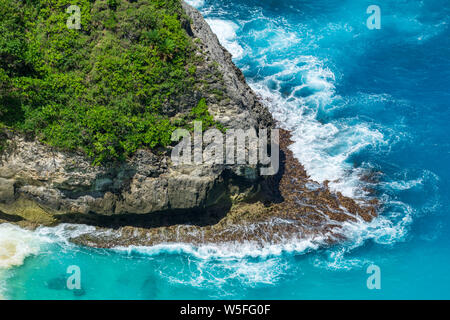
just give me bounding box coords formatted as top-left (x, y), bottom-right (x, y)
top-left (0, 0), bottom-right (217, 164)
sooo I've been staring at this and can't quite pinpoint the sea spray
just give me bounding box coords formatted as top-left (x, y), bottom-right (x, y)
top-left (205, 19), bottom-right (244, 58)
top-left (0, 224), bottom-right (41, 269)
top-left (0, 224), bottom-right (44, 299)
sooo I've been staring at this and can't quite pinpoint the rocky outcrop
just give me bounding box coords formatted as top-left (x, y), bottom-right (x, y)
top-left (0, 177), bottom-right (14, 203)
top-left (182, 2), bottom-right (273, 130)
top-left (65, 130), bottom-right (379, 248)
top-left (0, 2), bottom-right (273, 224)
top-left (0, 3), bottom-right (378, 247)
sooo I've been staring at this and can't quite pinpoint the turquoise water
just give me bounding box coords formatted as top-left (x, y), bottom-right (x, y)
top-left (1, 0), bottom-right (450, 299)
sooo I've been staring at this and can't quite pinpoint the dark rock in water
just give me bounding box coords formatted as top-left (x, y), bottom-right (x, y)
top-left (72, 288), bottom-right (86, 297)
top-left (46, 275), bottom-right (67, 291)
top-left (46, 274), bottom-right (85, 297)
top-left (141, 274), bottom-right (160, 299)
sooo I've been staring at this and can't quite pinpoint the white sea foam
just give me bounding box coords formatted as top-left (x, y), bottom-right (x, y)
top-left (2, 222), bottom-right (323, 262)
top-left (383, 170), bottom-right (439, 192)
top-left (0, 224), bottom-right (42, 269)
top-left (0, 224), bottom-right (47, 299)
top-left (0, 221), bottom-right (324, 261)
top-left (113, 235), bottom-right (325, 260)
top-left (248, 56), bottom-right (386, 198)
top-left (162, 256), bottom-right (291, 294)
top-left (184, 0), bottom-right (205, 8)
top-left (205, 19), bottom-right (244, 59)
top-left (312, 198), bottom-right (414, 270)
top-left (24, 223), bottom-right (327, 288)
top-left (114, 236), bottom-right (321, 290)
top-left (34, 223), bottom-right (98, 245)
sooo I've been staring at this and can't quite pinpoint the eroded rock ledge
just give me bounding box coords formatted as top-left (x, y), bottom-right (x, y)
top-left (0, 3), bottom-right (378, 247)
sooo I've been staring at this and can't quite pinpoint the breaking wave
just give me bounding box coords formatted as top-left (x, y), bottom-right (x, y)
top-left (0, 224), bottom-right (45, 299)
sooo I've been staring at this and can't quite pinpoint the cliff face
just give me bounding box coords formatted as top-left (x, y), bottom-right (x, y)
top-left (0, 3), bottom-right (273, 225)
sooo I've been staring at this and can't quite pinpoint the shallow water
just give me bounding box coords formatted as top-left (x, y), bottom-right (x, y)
top-left (1, 0), bottom-right (449, 299)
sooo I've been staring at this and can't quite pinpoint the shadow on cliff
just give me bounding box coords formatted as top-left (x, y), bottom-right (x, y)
top-left (53, 202), bottom-right (233, 229)
top-left (0, 210), bottom-right (24, 222)
top-left (0, 138), bottom-right (287, 231)
top-left (260, 147), bottom-right (286, 205)
top-left (52, 153), bottom-right (287, 230)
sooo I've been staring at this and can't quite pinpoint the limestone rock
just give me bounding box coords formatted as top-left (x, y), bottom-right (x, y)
top-left (0, 178), bottom-right (15, 203)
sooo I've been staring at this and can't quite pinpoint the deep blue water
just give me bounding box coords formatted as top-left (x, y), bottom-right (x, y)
top-left (1, 0), bottom-right (449, 299)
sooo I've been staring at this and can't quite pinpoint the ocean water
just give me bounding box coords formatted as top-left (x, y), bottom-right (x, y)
top-left (1, 0), bottom-right (449, 299)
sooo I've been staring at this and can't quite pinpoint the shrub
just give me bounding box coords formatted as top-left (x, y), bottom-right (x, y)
top-left (0, 0), bottom-right (218, 164)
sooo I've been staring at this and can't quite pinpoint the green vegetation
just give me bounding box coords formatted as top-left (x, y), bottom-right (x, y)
top-left (190, 98), bottom-right (214, 128)
top-left (189, 98), bottom-right (225, 132)
top-left (0, 0), bottom-right (221, 164)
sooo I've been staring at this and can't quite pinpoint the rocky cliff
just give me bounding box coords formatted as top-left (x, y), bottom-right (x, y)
top-left (0, 2), bottom-right (273, 225)
top-left (0, 2), bottom-right (378, 247)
